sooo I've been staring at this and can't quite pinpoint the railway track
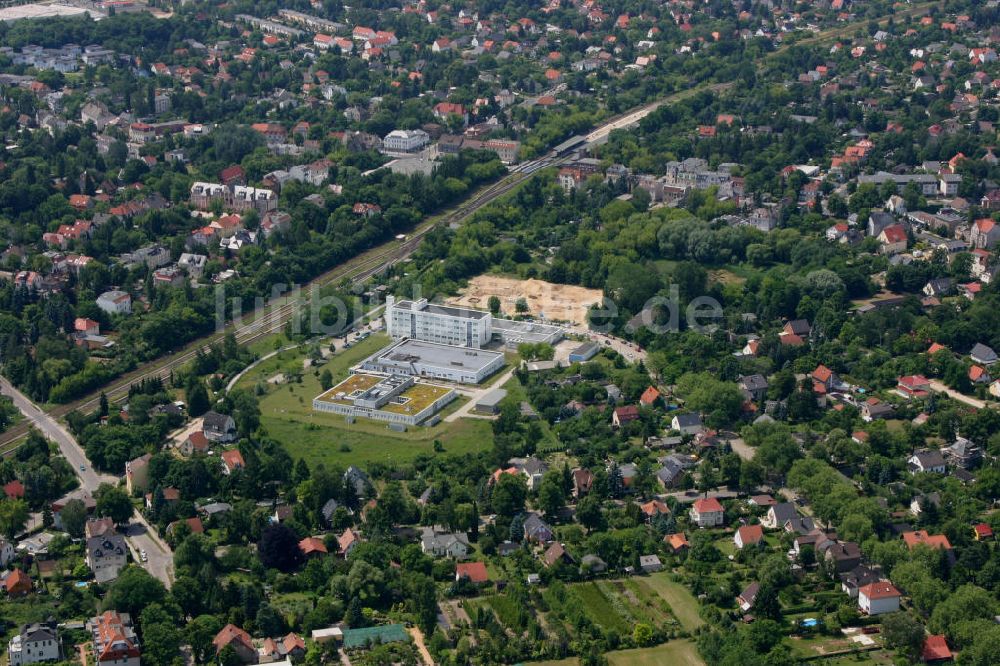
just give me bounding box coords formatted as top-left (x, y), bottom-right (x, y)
top-left (0, 159), bottom-right (540, 450)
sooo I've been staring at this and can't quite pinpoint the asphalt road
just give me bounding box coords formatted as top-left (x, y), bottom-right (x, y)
top-left (0, 376), bottom-right (174, 587)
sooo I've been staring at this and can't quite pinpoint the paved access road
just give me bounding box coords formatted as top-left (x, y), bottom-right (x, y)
top-left (0, 377), bottom-right (174, 587)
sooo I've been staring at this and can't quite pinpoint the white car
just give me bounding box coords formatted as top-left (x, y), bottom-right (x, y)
top-left (140, 550), bottom-right (148, 563)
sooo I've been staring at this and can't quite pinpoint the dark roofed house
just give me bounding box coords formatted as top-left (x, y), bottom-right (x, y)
top-left (738, 582), bottom-right (759, 612)
top-left (839, 563), bottom-right (885, 598)
top-left (202, 411), bottom-right (236, 443)
top-left (572, 468), bottom-right (594, 497)
top-left (908, 450), bottom-right (947, 474)
top-left (763, 502), bottom-right (797, 529)
top-left (820, 540), bottom-right (862, 573)
top-left (971, 342), bottom-right (998, 365)
top-left (344, 466), bottom-right (371, 499)
top-left (738, 374), bottom-right (769, 402)
top-left (523, 512), bottom-right (554, 543)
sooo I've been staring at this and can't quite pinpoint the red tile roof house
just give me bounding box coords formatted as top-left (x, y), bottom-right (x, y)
top-left (221, 449), bottom-right (245, 475)
top-left (455, 561), bottom-right (489, 584)
top-left (639, 386), bottom-right (661, 407)
top-left (612, 405), bottom-right (640, 427)
top-left (734, 524), bottom-right (764, 549)
top-left (858, 581), bottom-right (901, 615)
top-left (922, 635), bottom-right (953, 662)
top-left (299, 537), bottom-right (328, 557)
top-left (689, 497), bottom-right (725, 528)
top-left (4, 569), bottom-right (32, 596)
top-left (213, 624), bottom-right (256, 664)
top-left (896, 375), bottom-right (931, 399)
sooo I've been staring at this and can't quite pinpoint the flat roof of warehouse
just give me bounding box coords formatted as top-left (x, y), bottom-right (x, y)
top-left (372, 339), bottom-right (503, 372)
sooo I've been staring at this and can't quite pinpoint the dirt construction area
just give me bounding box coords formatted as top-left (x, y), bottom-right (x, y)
top-left (448, 275), bottom-right (603, 326)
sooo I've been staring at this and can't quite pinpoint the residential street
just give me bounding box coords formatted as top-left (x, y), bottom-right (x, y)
top-left (0, 376), bottom-right (174, 587)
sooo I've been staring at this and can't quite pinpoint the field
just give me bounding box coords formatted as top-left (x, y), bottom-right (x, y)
top-left (240, 334), bottom-right (494, 468)
top-left (638, 574), bottom-right (705, 632)
top-left (606, 640), bottom-right (704, 666)
top-left (447, 275), bottom-right (602, 326)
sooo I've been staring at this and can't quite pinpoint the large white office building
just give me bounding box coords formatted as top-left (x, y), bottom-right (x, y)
top-left (382, 129), bottom-right (430, 153)
top-left (386, 297), bottom-right (493, 348)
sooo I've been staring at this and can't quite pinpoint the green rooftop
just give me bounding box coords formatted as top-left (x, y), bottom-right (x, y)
top-left (341, 623), bottom-right (409, 649)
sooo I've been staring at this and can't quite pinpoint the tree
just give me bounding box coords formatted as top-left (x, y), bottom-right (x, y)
top-left (140, 604), bottom-right (181, 666)
top-left (881, 612), bottom-right (925, 661)
top-left (632, 623), bottom-right (654, 646)
top-left (576, 494), bottom-right (605, 531)
top-left (487, 295), bottom-right (501, 314)
top-left (537, 472), bottom-right (565, 518)
top-left (187, 615), bottom-right (224, 663)
top-left (106, 566), bottom-right (167, 618)
top-left (0, 498), bottom-right (29, 538)
top-left (96, 483), bottom-right (134, 525)
top-left (320, 369), bottom-right (333, 391)
top-left (60, 498), bottom-right (88, 538)
top-left (186, 383), bottom-right (210, 417)
top-left (491, 474), bottom-right (527, 517)
top-left (258, 524), bottom-right (304, 572)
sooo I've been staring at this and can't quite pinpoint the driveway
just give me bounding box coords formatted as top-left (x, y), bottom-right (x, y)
top-left (928, 379), bottom-right (989, 409)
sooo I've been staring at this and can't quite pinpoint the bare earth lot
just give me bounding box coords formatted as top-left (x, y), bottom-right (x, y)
top-left (447, 275), bottom-right (603, 326)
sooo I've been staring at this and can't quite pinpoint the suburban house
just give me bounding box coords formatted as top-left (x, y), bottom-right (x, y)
top-left (523, 513), bottom-right (555, 543)
top-left (221, 449), bottom-right (246, 475)
top-left (455, 561), bottom-right (489, 584)
top-left (88, 612), bottom-right (140, 666)
top-left (738, 374), bottom-right (769, 402)
top-left (897, 375), bottom-right (931, 399)
top-left (4, 570), bottom-right (32, 596)
top-left (180, 431), bottom-right (210, 456)
top-left (95, 290), bottom-right (132, 315)
top-left (762, 503), bottom-right (797, 529)
top-left (734, 524), bottom-right (764, 549)
top-left (858, 581), bottom-right (901, 615)
top-left (85, 532), bottom-right (128, 583)
top-left (124, 453), bottom-right (151, 495)
top-left (971, 343), bottom-right (998, 365)
top-left (840, 564), bottom-right (885, 598)
top-left (737, 582), bottom-right (759, 612)
top-left (908, 450), bottom-right (947, 474)
top-left (639, 554), bottom-right (662, 573)
top-left (820, 541), bottom-right (862, 573)
top-left (671, 413), bottom-right (703, 435)
top-left (420, 526), bottom-right (470, 559)
top-left (203, 411), bottom-right (237, 442)
top-left (213, 624), bottom-right (257, 664)
top-left (542, 542), bottom-right (575, 568)
top-left (689, 497), bottom-right (724, 528)
top-left (572, 468), bottom-right (594, 497)
top-left (338, 528), bottom-right (361, 557)
top-left (7, 621), bottom-right (60, 666)
top-left (612, 405), bottom-right (640, 427)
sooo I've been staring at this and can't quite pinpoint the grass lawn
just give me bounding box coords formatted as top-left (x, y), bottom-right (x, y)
top-left (247, 333), bottom-right (495, 468)
top-left (571, 582), bottom-right (631, 634)
top-left (606, 640), bottom-right (704, 666)
top-left (641, 575), bottom-right (704, 632)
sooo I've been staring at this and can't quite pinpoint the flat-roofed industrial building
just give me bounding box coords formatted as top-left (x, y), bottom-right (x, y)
top-left (312, 373), bottom-right (455, 425)
top-left (358, 339), bottom-right (505, 384)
